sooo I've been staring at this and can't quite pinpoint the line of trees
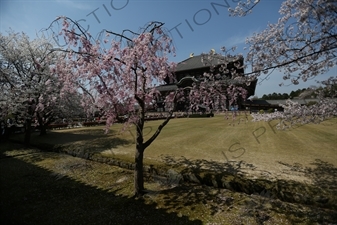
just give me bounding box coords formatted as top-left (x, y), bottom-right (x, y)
top-left (261, 88), bottom-right (309, 100)
top-left (261, 85), bottom-right (337, 100)
top-left (0, 31), bottom-right (87, 144)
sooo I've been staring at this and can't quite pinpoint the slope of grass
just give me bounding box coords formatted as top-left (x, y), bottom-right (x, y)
top-left (19, 114), bottom-right (337, 183)
top-left (2, 142), bottom-right (336, 224)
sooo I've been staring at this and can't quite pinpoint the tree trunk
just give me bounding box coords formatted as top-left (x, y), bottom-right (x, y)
top-left (134, 113), bottom-right (145, 196)
top-left (39, 125), bottom-right (47, 136)
top-left (24, 119), bottom-right (31, 146)
top-left (37, 113), bottom-right (47, 136)
top-left (134, 145), bottom-right (144, 197)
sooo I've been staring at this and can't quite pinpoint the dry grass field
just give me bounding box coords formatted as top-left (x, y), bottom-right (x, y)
top-left (30, 114), bottom-right (337, 183)
top-left (1, 114), bottom-right (336, 224)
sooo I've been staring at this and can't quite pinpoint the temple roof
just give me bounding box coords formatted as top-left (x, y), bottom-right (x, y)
top-left (156, 84), bottom-right (177, 92)
top-left (176, 54), bottom-right (238, 72)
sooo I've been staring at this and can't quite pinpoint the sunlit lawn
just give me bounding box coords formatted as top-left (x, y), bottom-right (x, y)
top-left (2, 114), bottom-right (337, 224)
top-left (26, 113), bottom-right (337, 182)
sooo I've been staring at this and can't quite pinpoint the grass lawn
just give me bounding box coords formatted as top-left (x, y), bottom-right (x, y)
top-left (2, 114), bottom-right (336, 224)
top-left (26, 114), bottom-right (337, 183)
top-left (1, 142), bottom-right (336, 225)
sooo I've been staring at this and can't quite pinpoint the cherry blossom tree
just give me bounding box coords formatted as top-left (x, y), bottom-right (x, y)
top-left (48, 17), bottom-right (250, 196)
top-left (227, 0), bottom-right (337, 125)
top-left (48, 18), bottom-right (178, 196)
top-left (0, 31), bottom-right (62, 144)
top-left (56, 90), bottom-right (86, 120)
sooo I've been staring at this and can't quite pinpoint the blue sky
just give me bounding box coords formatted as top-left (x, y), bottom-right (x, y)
top-left (1, 0), bottom-right (335, 97)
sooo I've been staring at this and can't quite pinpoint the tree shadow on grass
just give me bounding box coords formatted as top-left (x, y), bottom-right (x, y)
top-left (267, 158), bottom-right (337, 224)
top-left (161, 155), bottom-right (257, 175)
top-left (0, 143), bottom-right (201, 225)
top-left (305, 159), bottom-right (337, 190)
top-left (161, 156), bottom-right (337, 204)
top-left (10, 128), bottom-right (133, 154)
top-left (277, 159), bottom-right (337, 205)
top-left (154, 182), bottom-right (337, 225)
top-left (156, 155), bottom-right (337, 224)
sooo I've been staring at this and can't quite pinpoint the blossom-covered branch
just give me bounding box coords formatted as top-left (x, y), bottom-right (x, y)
top-left (48, 17), bottom-right (178, 196)
top-left (0, 31), bottom-right (64, 142)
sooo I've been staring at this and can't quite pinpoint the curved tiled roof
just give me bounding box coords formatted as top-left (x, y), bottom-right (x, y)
top-left (176, 54), bottom-right (238, 72)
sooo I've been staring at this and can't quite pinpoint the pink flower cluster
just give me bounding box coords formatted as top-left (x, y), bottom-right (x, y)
top-left (53, 18), bottom-right (177, 130)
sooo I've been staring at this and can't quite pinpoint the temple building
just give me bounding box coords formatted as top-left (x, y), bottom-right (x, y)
top-left (155, 53), bottom-right (257, 112)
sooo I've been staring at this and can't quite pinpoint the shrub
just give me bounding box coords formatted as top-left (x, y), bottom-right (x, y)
top-left (267, 108), bottom-right (274, 113)
top-left (187, 113), bottom-right (214, 118)
top-left (48, 123), bottom-right (68, 129)
top-left (306, 101), bottom-right (317, 107)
